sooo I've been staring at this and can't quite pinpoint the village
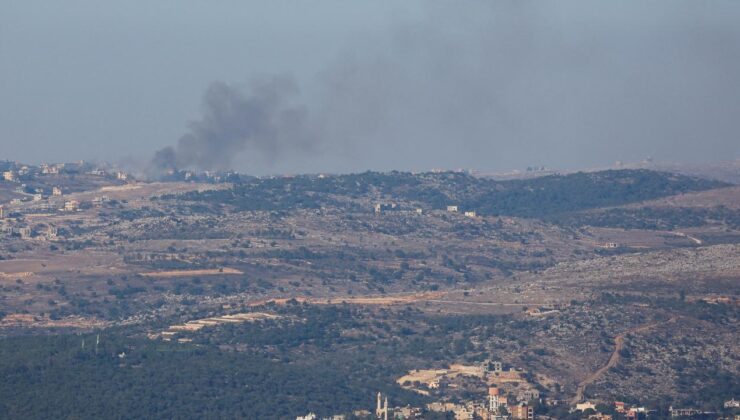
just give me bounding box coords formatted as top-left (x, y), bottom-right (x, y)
top-left (296, 387), bottom-right (740, 420)
top-left (293, 357), bottom-right (740, 419)
top-left (297, 340), bottom-right (740, 420)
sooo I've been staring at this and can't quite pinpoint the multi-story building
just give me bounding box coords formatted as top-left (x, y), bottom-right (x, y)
top-left (510, 403), bottom-right (533, 420)
top-left (488, 387), bottom-right (503, 412)
top-left (614, 401), bottom-right (626, 413)
top-left (518, 389), bottom-right (540, 402)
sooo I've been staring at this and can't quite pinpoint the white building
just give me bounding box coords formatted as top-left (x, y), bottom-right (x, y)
top-left (486, 360), bottom-right (503, 372)
top-left (576, 402), bottom-right (596, 412)
top-left (374, 203), bottom-right (398, 213)
top-left (92, 196), bottom-right (109, 207)
top-left (41, 164), bottom-right (60, 174)
top-left (64, 200), bottom-right (79, 212)
top-left (518, 388), bottom-right (540, 402)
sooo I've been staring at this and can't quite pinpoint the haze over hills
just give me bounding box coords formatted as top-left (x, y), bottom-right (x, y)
top-left (0, 158), bottom-right (738, 418)
top-left (3, 1), bottom-right (740, 173)
top-left (1, 1), bottom-right (739, 418)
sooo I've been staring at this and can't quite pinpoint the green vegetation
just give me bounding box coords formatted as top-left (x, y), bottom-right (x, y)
top-left (171, 169), bottom-right (726, 218)
top-left (470, 170), bottom-right (725, 218)
top-left (0, 329), bottom-right (423, 419)
top-left (554, 205), bottom-right (740, 230)
top-left (0, 305), bottom-right (541, 419)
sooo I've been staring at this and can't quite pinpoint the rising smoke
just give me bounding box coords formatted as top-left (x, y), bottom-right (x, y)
top-left (150, 1), bottom-right (740, 175)
top-left (151, 76), bottom-right (313, 173)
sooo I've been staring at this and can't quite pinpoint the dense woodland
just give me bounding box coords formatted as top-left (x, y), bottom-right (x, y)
top-left (1, 301), bottom-right (736, 419)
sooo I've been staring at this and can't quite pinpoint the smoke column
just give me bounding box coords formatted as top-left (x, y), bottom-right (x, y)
top-left (150, 1), bottom-right (740, 175)
top-left (152, 75), bottom-right (312, 172)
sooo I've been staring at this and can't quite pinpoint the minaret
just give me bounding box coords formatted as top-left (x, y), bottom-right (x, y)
top-left (376, 392), bottom-right (382, 417)
top-left (383, 396), bottom-right (388, 420)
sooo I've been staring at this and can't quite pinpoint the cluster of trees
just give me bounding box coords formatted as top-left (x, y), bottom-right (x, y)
top-left (172, 169), bottom-right (726, 219)
top-left (600, 293), bottom-right (739, 325)
top-left (0, 327), bottom-right (425, 419)
top-left (471, 170), bottom-right (725, 218)
top-left (6, 305), bottom-right (508, 417)
top-left (554, 205), bottom-right (740, 230)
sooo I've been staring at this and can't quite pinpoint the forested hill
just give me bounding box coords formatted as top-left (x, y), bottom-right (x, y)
top-left (169, 169), bottom-right (728, 218)
top-left (468, 170), bottom-right (728, 218)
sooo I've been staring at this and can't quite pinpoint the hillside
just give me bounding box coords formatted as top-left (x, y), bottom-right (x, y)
top-left (0, 165), bottom-right (737, 418)
top-left (173, 169), bottom-right (727, 218)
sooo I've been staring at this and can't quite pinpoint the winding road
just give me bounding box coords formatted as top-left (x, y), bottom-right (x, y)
top-left (571, 318), bottom-right (675, 405)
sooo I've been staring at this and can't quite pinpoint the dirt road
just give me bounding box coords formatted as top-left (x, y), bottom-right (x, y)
top-left (138, 267), bottom-right (244, 277)
top-left (571, 319), bottom-right (673, 405)
top-left (256, 291), bottom-right (447, 306)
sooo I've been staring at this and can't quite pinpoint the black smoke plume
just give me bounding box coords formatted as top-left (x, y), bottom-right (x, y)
top-left (151, 75), bottom-right (312, 173)
top-left (149, 2), bottom-right (740, 176)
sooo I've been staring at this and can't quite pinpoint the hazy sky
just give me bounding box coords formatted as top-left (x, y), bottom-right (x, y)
top-left (1, 1), bottom-right (739, 175)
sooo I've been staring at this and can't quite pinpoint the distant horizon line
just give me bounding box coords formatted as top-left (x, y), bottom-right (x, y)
top-left (2, 156), bottom-right (738, 179)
